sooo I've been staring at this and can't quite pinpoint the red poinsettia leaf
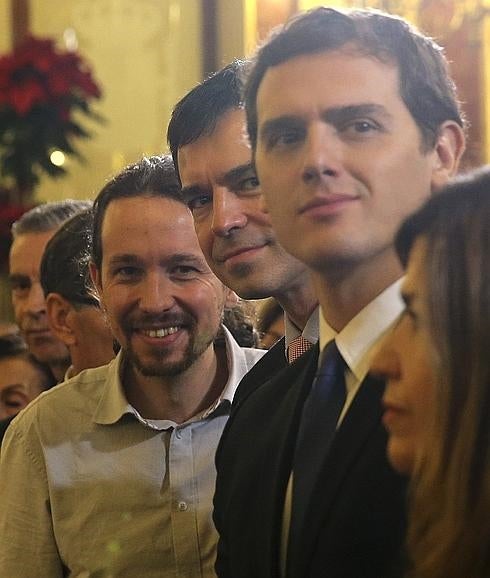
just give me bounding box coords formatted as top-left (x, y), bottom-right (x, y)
top-left (10, 82), bottom-right (47, 115)
top-left (0, 34), bottom-right (103, 191)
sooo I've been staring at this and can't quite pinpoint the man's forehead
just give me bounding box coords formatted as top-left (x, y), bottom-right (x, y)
top-left (256, 46), bottom-right (399, 104)
top-left (9, 229), bottom-right (57, 271)
top-left (178, 109), bottom-right (251, 176)
top-left (100, 196), bottom-right (202, 256)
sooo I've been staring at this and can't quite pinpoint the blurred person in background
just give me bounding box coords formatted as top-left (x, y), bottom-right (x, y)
top-left (257, 298), bottom-right (285, 349)
top-left (0, 333), bottom-right (55, 442)
top-left (40, 207), bottom-right (116, 379)
top-left (0, 321), bottom-right (19, 337)
top-left (9, 200), bottom-right (92, 381)
top-left (223, 299), bottom-right (259, 348)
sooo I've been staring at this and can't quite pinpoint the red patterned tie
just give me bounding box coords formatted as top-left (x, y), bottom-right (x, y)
top-left (287, 335), bottom-right (312, 364)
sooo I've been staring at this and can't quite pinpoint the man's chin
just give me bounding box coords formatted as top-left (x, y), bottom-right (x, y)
top-left (128, 350), bottom-right (196, 378)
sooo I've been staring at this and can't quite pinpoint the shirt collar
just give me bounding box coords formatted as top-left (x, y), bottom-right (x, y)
top-left (93, 325), bottom-right (250, 426)
top-left (284, 305), bottom-right (320, 350)
top-left (64, 365), bottom-right (76, 381)
top-left (200, 325), bottom-right (252, 418)
top-left (93, 352), bottom-right (132, 425)
top-left (319, 279), bottom-right (404, 381)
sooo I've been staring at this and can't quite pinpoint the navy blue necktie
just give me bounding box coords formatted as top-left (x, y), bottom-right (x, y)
top-left (289, 340), bottom-right (347, 550)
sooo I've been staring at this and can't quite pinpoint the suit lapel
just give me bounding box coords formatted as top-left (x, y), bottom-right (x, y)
top-left (233, 337), bottom-right (287, 406)
top-left (256, 345), bottom-right (320, 577)
top-left (292, 374), bottom-right (386, 577)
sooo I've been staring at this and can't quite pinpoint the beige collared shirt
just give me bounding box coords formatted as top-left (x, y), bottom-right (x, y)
top-left (280, 280), bottom-right (404, 576)
top-left (0, 327), bottom-right (265, 578)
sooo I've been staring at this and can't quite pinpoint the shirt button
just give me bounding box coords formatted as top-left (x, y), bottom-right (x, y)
top-left (175, 429), bottom-right (182, 439)
top-left (178, 501), bottom-right (188, 511)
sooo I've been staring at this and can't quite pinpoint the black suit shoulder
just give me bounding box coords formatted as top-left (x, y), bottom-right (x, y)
top-left (232, 337), bottom-right (288, 406)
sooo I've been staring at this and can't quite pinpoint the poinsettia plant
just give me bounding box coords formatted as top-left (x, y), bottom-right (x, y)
top-left (0, 191), bottom-right (31, 272)
top-left (0, 35), bottom-right (103, 194)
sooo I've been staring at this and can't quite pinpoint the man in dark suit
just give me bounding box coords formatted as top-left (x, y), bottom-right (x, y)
top-left (213, 7), bottom-right (466, 578)
top-left (168, 61), bottom-right (319, 391)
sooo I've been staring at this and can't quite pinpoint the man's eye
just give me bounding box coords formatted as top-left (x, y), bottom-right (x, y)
top-left (113, 266), bottom-right (141, 280)
top-left (188, 194), bottom-right (211, 212)
top-left (268, 129), bottom-right (302, 149)
top-left (172, 266), bottom-right (199, 278)
top-left (10, 279), bottom-right (31, 293)
top-left (238, 176), bottom-right (260, 191)
top-left (1, 389), bottom-right (26, 414)
top-left (342, 119), bottom-right (380, 136)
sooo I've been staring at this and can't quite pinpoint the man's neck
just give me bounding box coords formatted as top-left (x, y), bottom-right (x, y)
top-left (314, 251), bottom-right (403, 332)
top-left (50, 359), bottom-right (71, 383)
top-left (123, 344), bottom-right (228, 424)
top-left (275, 276), bottom-right (318, 331)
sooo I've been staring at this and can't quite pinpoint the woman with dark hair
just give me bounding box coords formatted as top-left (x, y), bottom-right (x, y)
top-left (0, 333), bottom-right (55, 442)
top-left (257, 297), bottom-right (284, 349)
top-left (371, 166), bottom-right (490, 578)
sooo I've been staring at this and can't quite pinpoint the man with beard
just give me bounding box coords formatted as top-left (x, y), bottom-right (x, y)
top-left (0, 155), bottom-right (264, 577)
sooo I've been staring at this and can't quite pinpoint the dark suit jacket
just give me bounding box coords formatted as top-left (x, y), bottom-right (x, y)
top-left (214, 344), bottom-right (407, 578)
top-left (0, 415), bottom-right (15, 445)
top-left (232, 337), bottom-right (287, 405)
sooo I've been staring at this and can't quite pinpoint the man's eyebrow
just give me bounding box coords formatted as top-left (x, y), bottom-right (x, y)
top-left (107, 254), bottom-right (139, 266)
top-left (259, 116), bottom-right (302, 142)
top-left (1, 383), bottom-right (25, 394)
top-left (180, 184), bottom-right (204, 202)
top-left (217, 162), bottom-right (255, 187)
top-left (181, 163), bottom-right (256, 200)
top-left (167, 253), bottom-right (207, 268)
top-left (322, 103), bottom-right (390, 124)
top-left (8, 273), bottom-right (30, 285)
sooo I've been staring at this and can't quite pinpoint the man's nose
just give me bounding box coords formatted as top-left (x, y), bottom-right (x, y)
top-left (138, 273), bottom-right (176, 313)
top-left (26, 281), bottom-right (47, 316)
top-left (211, 187), bottom-right (247, 237)
top-left (301, 124), bottom-right (341, 185)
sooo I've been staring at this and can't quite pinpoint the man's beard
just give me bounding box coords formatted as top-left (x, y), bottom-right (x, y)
top-left (122, 313), bottom-right (219, 378)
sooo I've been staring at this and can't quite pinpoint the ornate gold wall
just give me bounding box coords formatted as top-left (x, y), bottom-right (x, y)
top-left (2, 0), bottom-right (203, 203)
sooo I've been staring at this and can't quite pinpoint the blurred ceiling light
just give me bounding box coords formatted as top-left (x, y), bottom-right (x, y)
top-left (50, 150), bottom-right (66, 167)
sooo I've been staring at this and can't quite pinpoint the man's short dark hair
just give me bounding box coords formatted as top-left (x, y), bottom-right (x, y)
top-left (40, 207), bottom-right (98, 308)
top-left (11, 200), bottom-right (93, 238)
top-left (245, 7), bottom-right (465, 151)
top-left (91, 155), bottom-right (182, 270)
top-left (167, 60), bottom-right (248, 180)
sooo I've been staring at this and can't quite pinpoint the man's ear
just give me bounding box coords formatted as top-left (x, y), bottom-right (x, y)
top-left (89, 261), bottom-right (103, 302)
top-left (45, 293), bottom-right (77, 347)
top-left (430, 120), bottom-right (466, 192)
